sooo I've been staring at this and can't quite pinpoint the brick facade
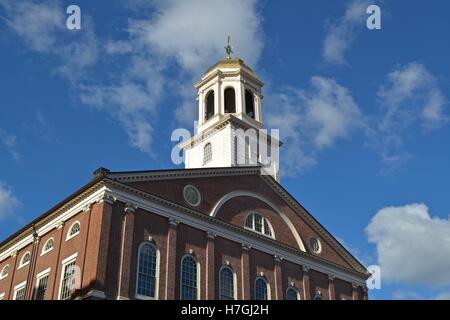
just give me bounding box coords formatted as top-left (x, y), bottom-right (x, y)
top-left (0, 168), bottom-right (369, 300)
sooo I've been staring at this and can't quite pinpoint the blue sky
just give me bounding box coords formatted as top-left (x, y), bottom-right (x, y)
top-left (1, 0), bottom-right (450, 300)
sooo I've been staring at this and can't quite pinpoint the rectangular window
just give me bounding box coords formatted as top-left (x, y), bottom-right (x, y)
top-left (35, 274), bottom-right (49, 300)
top-left (59, 260), bottom-right (76, 300)
top-left (14, 286), bottom-right (26, 300)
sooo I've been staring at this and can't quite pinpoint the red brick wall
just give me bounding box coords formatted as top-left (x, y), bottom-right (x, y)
top-left (126, 176), bottom-right (353, 270)
top-left (0, 180), bottom-right (367, 300)
top-left (0, 201), bottom-right (108, 300)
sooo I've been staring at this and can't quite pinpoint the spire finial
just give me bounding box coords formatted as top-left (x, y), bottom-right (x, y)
top-left (225, 35), bottom-right (233, 60)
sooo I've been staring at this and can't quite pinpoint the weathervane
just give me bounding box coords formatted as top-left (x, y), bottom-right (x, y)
top-left (225, 35), bottom-right (233, 59)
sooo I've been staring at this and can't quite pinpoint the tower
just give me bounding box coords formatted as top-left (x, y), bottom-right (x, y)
top-left (180, 40), bottom-right (281, 181)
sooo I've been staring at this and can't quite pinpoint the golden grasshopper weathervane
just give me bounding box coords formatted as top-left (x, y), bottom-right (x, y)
top-left (225, 35), bottom-right (233, 59)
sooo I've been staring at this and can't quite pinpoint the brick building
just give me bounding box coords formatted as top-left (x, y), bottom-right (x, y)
top-left (0, 55), bottom-right (369, 300)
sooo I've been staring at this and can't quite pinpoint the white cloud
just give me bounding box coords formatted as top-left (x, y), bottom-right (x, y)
top-left (125, 0), bottom-right (264, 129)
top-left (0, 182), bottom-right (21, 221)
top-left (79, 55), bottom-right (165, 153)
top-left (366, 203), bottom-right (450, 286)
top-left (1, 0), bottom-right (263, 156)
top-left (375, 62), bottom-right (448, 169)
top-left (435, 292), bottom-right (450, 300)
top-left (391, 291), bottom-right (422, 300)
top-left (0, 0), bottom-right (64, 53)
top-left (0, 0), bottom-right (98, 82)
top-left (266, 76), bottom-right (364, 175)
top-left (322, 0), bottom-right (371, 65)
top-left (0, 129), bottom-right (20, 160)
top-left (128, 0), bottom-right (263, 73)
top-left (83, 0), bottom-right (263, 152)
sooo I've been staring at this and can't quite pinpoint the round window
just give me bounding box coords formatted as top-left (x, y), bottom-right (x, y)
top-left (183, 185), bottom-right (201, 207)
top-left (309, 237), bottom-right (322, 254)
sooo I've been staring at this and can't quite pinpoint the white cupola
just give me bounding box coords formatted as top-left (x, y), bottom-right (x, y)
top-left (180, 39), bottom-right (281, 181)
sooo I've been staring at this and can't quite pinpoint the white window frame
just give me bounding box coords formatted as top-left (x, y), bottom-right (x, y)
top-left (34, 268), bottom-right (51, 300)
top-left (308, 236), bottom-right (322, 254)
top-left (58, 253), bottom-right (78, 300)
top-left (180, 254), bottom-right (201, 300)
top-left (218, 265), bottom-right (237, 300)
top-left (286, 287), bottom-right (301, 300)
top-left (0, 264), bottom-right (9, 280)
top-left (244, 212), bottom-right (275, 239)
top-left (183, 185), bottom-right (201, 207)
top-left (254, 277), bottom-right (271, 300)
top-left (41, 238), bottom-right (55, 256)
top-left (135, 242), bottom-right (160, 300)
top-left (18, 252), bottom-right (31, 269)
top-left (0, 292), bottom-right (5, 300)
top-left (65, 221), bottom-right (81, 241)
top-left (13, 281), bottom-right (27, 300)
top-left (203, 143), bottom-right (212, 165)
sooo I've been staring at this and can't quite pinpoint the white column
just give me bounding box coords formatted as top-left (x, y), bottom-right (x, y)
top-left (214, 80), bottom-right (220, 116)
top-left (236, 81), bottom-right (244, 114)
top-left (198, 91), bottom-right (204, 125)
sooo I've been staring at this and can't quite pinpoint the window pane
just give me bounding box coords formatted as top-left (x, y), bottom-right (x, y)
top-left (254, 214), bottom-right (263, 233)
top-left (22, 253), bottom-right (31, 264)
top-left (181, 256), bottom-right (197, 300)
top-left (263, 219), bottom-right (272, 237)
top-left (60, 261), bottom-right (76, 300)
top-left (70, 223), bottom-right (80, 236)
top-left (255, 278), bottom-right (268, 300)
top-left (35, 275), bottom-right (49, 300)
top-left (45, 239), bottom-right (54, 251)
top-left (1, 265), bottom-right (8, 277)
top-left (203, 143), bottom-right (212, 164)
top-left (219, 267), bottom-right (234, 300)
top-left (286, 288), bottom-right (298, 300)
top-left (15, 287), bottom-right (26, 300)
top-left (245, 214), bottom-right (253, 229)
top-left (137, 244), bottom-right (157, 298)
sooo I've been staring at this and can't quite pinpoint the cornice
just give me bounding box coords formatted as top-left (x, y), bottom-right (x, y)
top-left (196, 65), bottom-right (264, 90)
top-left (0, 182), bottom-right (108, 262)
top-left (180, 114), bottom-right (281, 151)
top-left (107, 166), bottom-right (262, 183)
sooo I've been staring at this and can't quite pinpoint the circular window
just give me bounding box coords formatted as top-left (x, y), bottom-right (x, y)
top-left (309, 237), bottom-right (322, 254)
top-left (183, 185), bottom-right (201, 207)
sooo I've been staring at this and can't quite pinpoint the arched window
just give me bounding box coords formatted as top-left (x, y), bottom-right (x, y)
top-left (203, 143), bottom-right (212, 164)
top-left (66, 221), bottom-right (80, 240)
top-left (245, 90), bottom-right (255, 119)
top-left (313, 292), bottom-right (325, 300)
top-left (19, 252), bottom-right (31, 268)
top-left (244, 212), bottom-right (274, 238)
top-left (41, 238), bottom-right (54, 255)
top-left (255, 277), bottom-right (269, 300)
top-left (219, 266), bottom-right (235, 300)
top-left (205, 91), bottom-right (215, 121)
top-left (224, 88), bottom-right (236, 113)
top-left (0, 265), bottom-right (9, 279)
top-left (136, 243), bottom-right (158, 299)
top-left (286, 287), bottom-right (300, 300)
top-left (181, 255), bottom-right (198, 300)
